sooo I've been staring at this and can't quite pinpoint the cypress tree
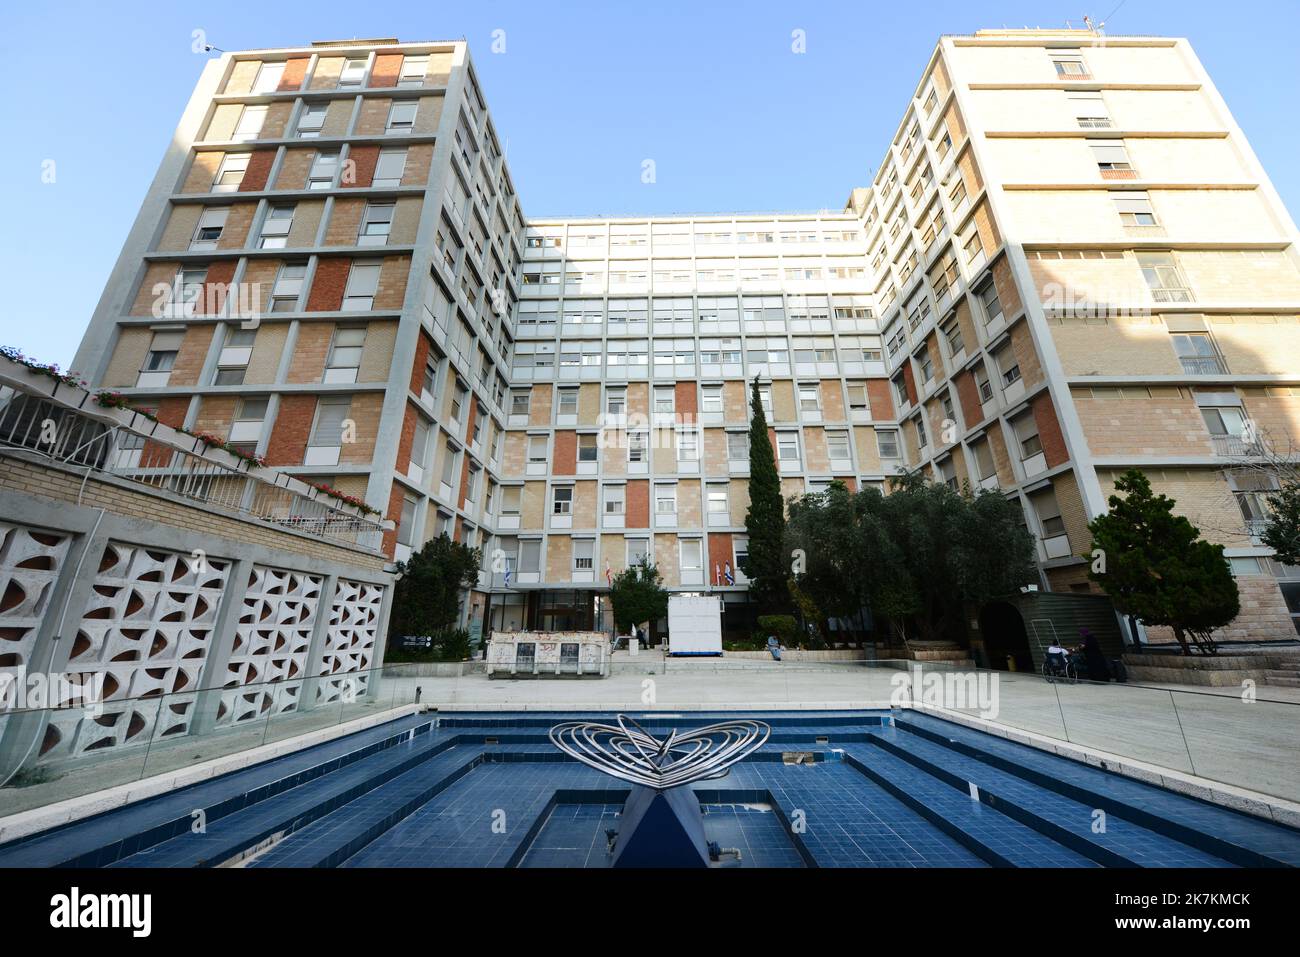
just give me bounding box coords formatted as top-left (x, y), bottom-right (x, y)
top-left (742, 377), bottom-right (789, 613)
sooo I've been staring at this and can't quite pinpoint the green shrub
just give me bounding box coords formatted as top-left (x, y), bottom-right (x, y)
top-left (756, 615), bottom-right (798, 645)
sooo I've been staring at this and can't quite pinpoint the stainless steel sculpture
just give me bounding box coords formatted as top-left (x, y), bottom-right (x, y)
top-left (548, 713), bottom-right (770, 790)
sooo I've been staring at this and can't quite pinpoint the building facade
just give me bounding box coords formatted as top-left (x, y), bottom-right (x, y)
top-left (71, 30), bottom-right (1300, 644)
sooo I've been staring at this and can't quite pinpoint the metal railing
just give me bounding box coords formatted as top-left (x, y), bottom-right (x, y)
top-left (0, 365), bottom-right (385, 551)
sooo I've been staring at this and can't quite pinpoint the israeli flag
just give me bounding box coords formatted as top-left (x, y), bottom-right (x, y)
top-left (723, 562), bottom-right (735, 585)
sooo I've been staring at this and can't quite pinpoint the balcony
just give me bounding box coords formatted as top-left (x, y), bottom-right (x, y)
top-left (1149, 285), bottom-right (1193, 304)
top-left (1210, 434), bottom-right (1262, 457)
top-left (1179, 356), bottom-right (1226, 375)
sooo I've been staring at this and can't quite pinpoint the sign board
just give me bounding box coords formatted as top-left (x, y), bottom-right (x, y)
top-left (396, 635), bottom-right (433, 651)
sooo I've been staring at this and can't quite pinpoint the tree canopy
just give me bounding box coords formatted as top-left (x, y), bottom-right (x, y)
top-left (783, 473), bottom-right (1036, 645)
top-left (1086, 468), bottom-right (1239, 655)
top-left (741, 377), bottom-right (790, 613)
top-left (388, 534), bottom-right (482, 638)
top-left (609, 556), bottom-right (669, 633)
top-left (1262, 480), bottom-right (1300, 567)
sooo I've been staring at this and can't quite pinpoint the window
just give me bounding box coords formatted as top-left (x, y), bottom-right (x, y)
top-left (972, 438), bottom-right (996, 481)
top-left (295, 102), bottom-right (328, 138)
top-left (702, 385), bottom-right (723, 414)
top-left (552, 486), bottom-right (573, 515)
top-left (1113, 191), bottom-right (1156, 226)
top-left (655, 484), bottom-right (677, 514)
top-left (680, 539), bottom-right (703, 571)
top-left (510, 390), bottom-right (531, 416)
top-left (877, 429), bottom-right (900, 459)
top-left (528, 434), bottom-right (548, 463)
top-left (727, 432), bottom-right (749, 462)
top-left (579, 433), bottom-right (599, 463)
top-left (995, 344), bottom-right (1021, 387)
top-left (342, 262), bottom-right (382, 310)
top-left (440, 443), bottom-right (459, 487)
top-left (798, 384), bottom-right (820, 413)
top-left (978, 281), bottom-right (1004, 324)
top-left (1089, 141), bottom-right (1132, 173)
top-left (1138, 252), bottom-right (1191, 302)
top-left (386, 101), bottom-right (418, 134)
top-left (257, 204), bottom-right (295, 249)
top-left (1032, 488), bottom-right (1067, 538)
top-left (847, 383), bottom-right (868, 411)
top-left (399, 55), bottom-right (429, 86)
top-left (627, 431), bottom-right (647, 463)
top-left (229, 396), bottom-right (267, 447)
top-left (308, 150), bottom-right (340, 189)
top-left (338, 57), bottom-right (368, 87)
top-left (626, 538), bottom-right (650, 567)
top-left (603, 484), bottom-right (625, 515)
top-left (941, 320), bottom-right (964, 356)
top-left (501, 485), bottom-right (521, 516)
top-left (892, 373), bottom-right (909, 407)
top-left (373, 148), bottom-right (408, 187)
top-left (518, 540), bottom-right (542, 574)
top-left (172, 266), bottom-right (206, 317)
top-left (1052, 55), bottom-right (1089, 79)
top-left (917, 349), bottom-right (934, 383)
top-left (141, 330), bottom-right (183, 381)
top-left (654, 387), bottom-right (675, 415)
top-left (707, 486), bottom-right (728, 513)
top-left (325, 325), bottom-right (366, 383)
top-left (1069, 91), bottom-right (1111, 128)
top-left (190, 207), bottom-right (228, 250)
top-left (1171, 332), bottom-right (1225, 375)
top-left (270, 262), bottom-right (307, 311)
top-left (827, 430), bottom-right (851, 462)
top-left (232, 105), bottom-right (267, 142)
top-left (733, 536), bottom-right (749, 573)
top-left (573, 539), bottom-right (595, 571)
top-left (251, 62), bottom-right (286, 94)
top-left (214, 327), bottom-right (255, 385)
top-left (914, 415), bottom-right (928, 450)
top-left (212, 152), bottom-right (250, 192)
top-left (677, 429), bottom-right (699, 461)
top-left (358, 202), bottom-right (395, 246)
top-left (1012, 413), bottom-right (1042, 460)
top-left (777, 432), bottom-right (800, 464)
top-left (975, 365), bottom-right (993, 403)
top-left (311, 396), bottom-right (351, 448)
top-left (409, 417), bottom-right (430, 473)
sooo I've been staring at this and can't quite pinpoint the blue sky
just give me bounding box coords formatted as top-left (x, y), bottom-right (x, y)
top-left (3, 0), bottom-right (1298, 369)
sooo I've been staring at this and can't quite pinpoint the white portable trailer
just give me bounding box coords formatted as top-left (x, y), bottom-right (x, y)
top-left (666, 595), bottom-right (723, 656)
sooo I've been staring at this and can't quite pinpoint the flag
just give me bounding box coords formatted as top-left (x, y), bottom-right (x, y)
top-left (605, 559), bottom-right (613, 587)
top-left (714, 562), bottom-right (722, 586)
top-left (503, 562), bottom-right (513, 587)
top-left (723, 562), bottom-right (735, 585)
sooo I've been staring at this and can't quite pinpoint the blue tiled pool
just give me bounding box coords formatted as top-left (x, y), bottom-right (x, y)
top-left (2, 710), bottom-right (1297, 868)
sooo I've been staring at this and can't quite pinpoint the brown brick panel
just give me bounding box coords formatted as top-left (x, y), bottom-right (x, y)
top-left (307, 258), bottom-right (350, 311)
top-left (383, 483), bottom-right (405, 557)
top-left (265, 394), bottom-right (317, 466)
top-left (457, 452), bottom-right (471, 509)
top-left (274, 148), bottom-right (313, 190)
top-left (168, 326), bottom-right (215, 386)
top-left (553, 430), bottom-right (577, 475)
top-left (901, 362), bottom-right (919, 405)
top-left (139, 397), bottom-right (191, 467)
top-left (707, 533), bottom-right (733, 585)
top-left (371, 53), bottom-right (403, 87)
top-left (409, 332), bottom-right (431, 393)
top-left (373, 256), bottom-right (410, 310)
top-left (345, 145), bottom-right (379, 188)
top-left (866, 379), bottom-right (894, 420)
top-left (286, 322), bottom-right (332, 383)
top-left (193, 396), bottom-right (238, 438)
top-left (201, 261), bottom-right (238, 315)
top-left (991, 256), bottom-right (1023, 319)
top-left (238, 149), bottom-right (276, 193)
top-left (626, 480), bottom-right (649, 528)
top-left (955, 368), bottom-right (983, 426)
top-left (402, 144), bottom-right (433, 186)
top-left (1031, 390), bottom-right (1069, 469)
top-left (216, 202), bottom-right (257, 250)
top-left (395, 403), bottom-right (419, 476)
top-left (674, 381), bottom-right (698, 421)
top-left (325, 199), bottom-right (366, 246)
top-left (278, 57), bottom-right (309, 91)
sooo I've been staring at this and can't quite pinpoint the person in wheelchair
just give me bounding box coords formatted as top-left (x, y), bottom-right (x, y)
top-left (1043, 641), bottom-right (1071, 680)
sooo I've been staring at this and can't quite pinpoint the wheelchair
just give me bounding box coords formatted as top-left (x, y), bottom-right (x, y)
top-left (1041, 651), bottom-right (1082, 684)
